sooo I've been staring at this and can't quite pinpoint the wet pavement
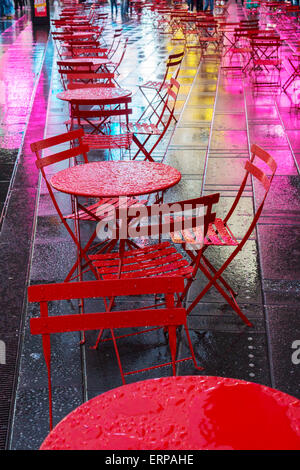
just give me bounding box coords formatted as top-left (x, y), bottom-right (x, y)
top-left (0, 1), bottom-right (299, 450)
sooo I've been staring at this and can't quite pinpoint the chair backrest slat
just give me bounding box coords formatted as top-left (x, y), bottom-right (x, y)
top-left (28, 276), bottom-right (185, 302)
top-left (119, 193), bottom-right (219, 241)
top-left (35, 144), bottom-right (90, 169)
top-left (224, 144), bottom-right (277, 224)
top-left (30, 128), bottom-right (85, 152)
top-left (30, 308), bottom-right (187, 335)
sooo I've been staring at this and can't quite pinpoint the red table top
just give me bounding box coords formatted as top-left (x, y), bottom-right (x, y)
top-left (68, 32), bottom-right (95, 38)
top-left (50, 161), bottom-right (182, 198)
top-left (40, 376), bottom-right (300, 450)
top-left (57, 87), bottom-right (132, 103)
top-left (60, 57), bottom-right (110, 66)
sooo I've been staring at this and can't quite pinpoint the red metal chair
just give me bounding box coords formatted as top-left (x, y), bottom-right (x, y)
top-left (60, 71), bottom-right (118, 90)
top-left (249, 34), bottom-right (283, 90)
top-left (70, 95), bottom-right (135, 160)
top-left (30, 129), bottom-right (145, 282)
top-left (170, 144), bottom-right (277, 327)
top-left (106, 37), bottom-right (129, 76)
top-left (67, 28), bottom-right (123, 61)
top-left (70, 79), bottom-right (181, 163)
top-left (138, 50), bottom-right (184, 124)
top-left (87, 192), bottom-right (220, 352)
top-left (123, 77), bottom-right (181, 162)
top-left (196, 18), bottom-right (222, 56)
top-left (29, 276), bottom-right (202, 429)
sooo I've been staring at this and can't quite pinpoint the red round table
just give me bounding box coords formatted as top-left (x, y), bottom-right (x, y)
top-left (67, 32), bottom-right (95, 39)
top-left (58, 57), bottom-right (111, 72)
top-left (57, 87), bottom-right (132, 104)
top-left (40, 376), bottom-right (300, 450)
top-left (50, 161), bottom-right (181, 198)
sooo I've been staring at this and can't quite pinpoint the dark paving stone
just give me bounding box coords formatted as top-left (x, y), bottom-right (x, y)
top-left (177, 329), bottom-right (271, 387)
top-left (265, 306), bottom-right (300, 399)
top-left (10, 385), bottom-right (83, 450)
top-left (0, 164), bottom-right (14, 181)
top-left (0, 182), bottom-right (9, 203)
top-left (262, 279), bottom-right (300, 306)
top-left (187, 303), bottom-right (265, 326)
top-left (0, 187), bottom-right (37, 241)
top-left (30, 240), bottom-right (77, 282)
top-left (258, 225), bottom-right (300, 280)
top-left (34, 215), bottom-right (73, 242)
top-left (0, 148), bottom-right (18, 164)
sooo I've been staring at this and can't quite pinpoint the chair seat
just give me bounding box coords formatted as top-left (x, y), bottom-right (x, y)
top-left (253, 59), bottom-right (281, 66)
top-left (89, 241), bottom-right (194, 279)
top-left (199, 37), bottom-right (219, 42)
top-left (64, 196), bottom-right (146, 221)
top-left (231, 47), bottom-right (252, 53)
top-left (139, 80), bottom-right (169, 90)
top-left (169, 218), bottom-right (238, 246)
top-left (65, 118), bottom-right (110, 127)
top-left (121, 122), bottom-right (162, 135)
top-left (81, 133), bottom-right (133, 149)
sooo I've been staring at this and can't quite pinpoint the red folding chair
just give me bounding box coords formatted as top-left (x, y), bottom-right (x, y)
top-left (87, 192), bottom-right (220, 350)
top-left (106, 37), bottom-right (129, 76)
top-left (249, 34), bottom-right (283, 89)
top-left (169, 144), bottom-right (277, 327)
top-left (123, 78), bottom-right (181, 162)
top-left (60, 71), bottom-right (118, 90)
top-left (138, 50), bottom-right (184, 124)
top-left (68, 29), bottom-right (122, 59)
top-left (29, 276), bottom-right (201, 430)
top-left (69, 94), bottom-right (135, 160)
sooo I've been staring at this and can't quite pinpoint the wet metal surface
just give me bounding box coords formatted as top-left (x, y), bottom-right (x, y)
top-left (0, 1), bottom-right (298, 450)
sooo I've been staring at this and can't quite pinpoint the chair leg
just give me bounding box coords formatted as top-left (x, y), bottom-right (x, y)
top-left (183, 322), bottom-right (204, 371)
top-left (110, 328), bottom-right (126, 385)
top-left (42, 334), bottom-right (53, 431)
top-left (168, 325), bottom-right (178, 376)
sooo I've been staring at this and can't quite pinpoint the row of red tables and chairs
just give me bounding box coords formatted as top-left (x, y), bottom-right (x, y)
top-left (26, 0), bottom-right (300, 450)
top-left (220, 1), bottom-right (300, 97)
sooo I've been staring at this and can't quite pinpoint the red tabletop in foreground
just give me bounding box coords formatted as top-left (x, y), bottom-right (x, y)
top-left (40, 376), bottom-right (300, 450)
top-left (50, 161), bottom-right (181, 198)
top-left (58, 57), bottom-right (110, 66)
top-left (57, 87), bottom-right (132, 103)
top-left (68, 32), bottom-right (95, 38)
